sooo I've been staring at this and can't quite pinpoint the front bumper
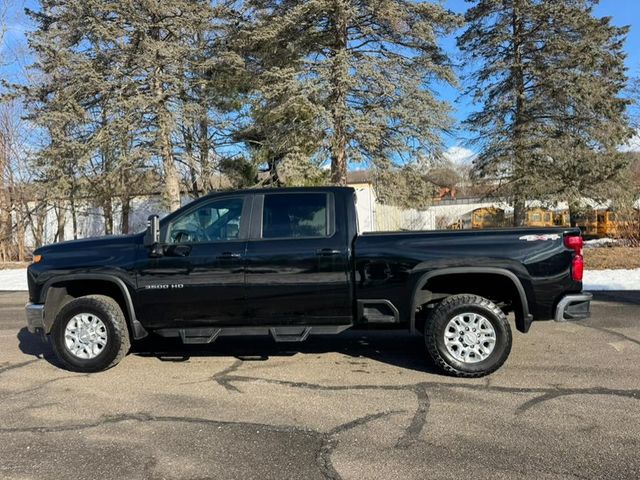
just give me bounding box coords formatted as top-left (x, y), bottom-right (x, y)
top-left (25, 303), bottom-right (45, 334)
top-left (554, 293), bottom-right (592, 322)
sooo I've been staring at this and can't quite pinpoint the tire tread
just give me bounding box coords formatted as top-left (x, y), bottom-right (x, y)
top-left (425, 294), bottom-right (512, 378)
top-left (52, 294), bottom-right (130, 372)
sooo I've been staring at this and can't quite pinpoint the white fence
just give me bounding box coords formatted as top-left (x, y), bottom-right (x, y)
top-left (353, 186), bottom-right (512, 232)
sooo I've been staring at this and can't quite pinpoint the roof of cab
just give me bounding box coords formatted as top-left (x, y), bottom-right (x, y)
top-left (203, 185), bottom-right (355, 198)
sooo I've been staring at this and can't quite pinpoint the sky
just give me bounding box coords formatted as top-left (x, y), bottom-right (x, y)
top-left (2, 0), bottom-right (640, 165)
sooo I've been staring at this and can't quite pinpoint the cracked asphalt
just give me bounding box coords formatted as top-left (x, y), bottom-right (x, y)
top-left (1, 291), bottom-right (639, 480)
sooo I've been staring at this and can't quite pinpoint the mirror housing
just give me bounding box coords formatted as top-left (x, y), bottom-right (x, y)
top-left (144, 215), bottom-right (163, 256)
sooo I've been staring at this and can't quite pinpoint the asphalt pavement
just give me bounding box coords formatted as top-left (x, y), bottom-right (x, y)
top-left (0, 290), bottom-right (639, 480)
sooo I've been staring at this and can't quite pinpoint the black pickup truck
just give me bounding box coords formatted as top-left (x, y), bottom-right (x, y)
top-left (25, 186), bottom-right (591, 377)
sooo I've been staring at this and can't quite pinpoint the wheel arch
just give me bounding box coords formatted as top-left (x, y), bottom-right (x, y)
top-left (41, 274), bottom-right (148, 339)
top-left (410, 267), bottom-right (533, 334)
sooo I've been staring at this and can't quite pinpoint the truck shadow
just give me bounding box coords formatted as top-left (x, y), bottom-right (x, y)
top-left (16, 326), bottom-right (441, 375)
top-left (16, 327), bottom-right (61, 366)
top-left (132, 329), bottom-right (441, 375)
top-left (590, 291), bottom-right (640, 305)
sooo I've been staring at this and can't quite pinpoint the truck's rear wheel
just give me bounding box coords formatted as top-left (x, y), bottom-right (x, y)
top-left (51, 295), bottom-right (130, 372)
top-left (425, 294), bottom-right (512, 377)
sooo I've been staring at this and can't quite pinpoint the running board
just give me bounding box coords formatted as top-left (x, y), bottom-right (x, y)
top-left (179, 328), bottom-right (221, 344)
top-left (269, 326), bottom-right (311, 342)
top-left (157, 325), bottom-right (352, 345)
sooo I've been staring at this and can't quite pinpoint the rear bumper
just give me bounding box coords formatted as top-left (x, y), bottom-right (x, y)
top-left (554, 293), bottom-right (592, 322)
top-left (25, 303), bottom-right (45, 334)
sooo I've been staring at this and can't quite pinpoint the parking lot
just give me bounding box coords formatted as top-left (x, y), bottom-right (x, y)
top-left (0, 290), bottom-right (639, 480)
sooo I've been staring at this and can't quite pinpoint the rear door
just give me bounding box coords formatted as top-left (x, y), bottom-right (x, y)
top-left (244, 191), bottom-right (351, 325)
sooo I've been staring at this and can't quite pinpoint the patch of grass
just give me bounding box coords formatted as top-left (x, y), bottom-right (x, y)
top-left (584, 246), bottom-right (640, 270)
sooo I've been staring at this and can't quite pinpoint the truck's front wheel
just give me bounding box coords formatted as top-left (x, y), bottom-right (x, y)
top-left (425, 294), bottom-right (512, 377)
top-left (51, 295), bottom-right (130, 372)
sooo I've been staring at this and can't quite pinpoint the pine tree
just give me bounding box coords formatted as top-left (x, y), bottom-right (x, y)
top-left (176, 17), bottom-right (248, 196)
top-left (18, 2), bottom-right (85, 234)
top-left (459, 0), bottom-right (631, 225)
top-left (98, 0), bottom-right (218, 210)
top-left (22, 1), bottom-right (146, 234)
top-left (236, 0), bottom-right (460, 185)
top-left (22, 0), bottom-right (221, 217)
top-left (630, 74), bottom-right (639, 130)
top-left (537, 1), bottom-right (630, 213)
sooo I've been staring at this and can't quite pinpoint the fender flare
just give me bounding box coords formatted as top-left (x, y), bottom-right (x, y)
top-left (41, 273), bottom-right (148, 339)
top-left (409, 267), bottom-right (533, 334)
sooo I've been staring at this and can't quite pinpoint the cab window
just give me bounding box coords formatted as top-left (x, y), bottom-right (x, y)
top-left (262, 193), bottom-right (329, 239)
top-left (168, 198), bottom-right (244, 244)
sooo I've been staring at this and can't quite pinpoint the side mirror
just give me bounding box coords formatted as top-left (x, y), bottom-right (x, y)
top-left (144, 215), bottom-right (163, 256)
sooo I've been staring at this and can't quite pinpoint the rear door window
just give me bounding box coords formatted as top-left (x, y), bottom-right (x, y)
top-left (262, 193), bottom-right (329, 239)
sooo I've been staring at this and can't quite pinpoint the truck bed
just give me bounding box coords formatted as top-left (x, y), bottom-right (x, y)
top-left (354, 227), bottom-right (582, 328)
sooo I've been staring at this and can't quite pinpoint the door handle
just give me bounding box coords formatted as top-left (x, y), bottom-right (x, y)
top-left (217, 252), bottom-right (242, 259)
top-left (316, 248), bottom-right (341, 257)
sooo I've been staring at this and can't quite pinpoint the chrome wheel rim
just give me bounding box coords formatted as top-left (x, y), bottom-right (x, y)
top-left (443, 312), bottom-right (496, 364)
top-left (64, 313), bottom-right (108, 360)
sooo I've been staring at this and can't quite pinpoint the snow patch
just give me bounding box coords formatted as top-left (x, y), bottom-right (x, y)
top-left (0, 269), bottom-right (28, 291)
top-left (583, 269), bottom-right (640, 291)
top-left (584, 238), bottom-right (618, 248)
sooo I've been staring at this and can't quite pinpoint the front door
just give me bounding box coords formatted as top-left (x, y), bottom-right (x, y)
top-left (136, 195), bottom-right (250, 329)
top-left (244, 191), bottom-right (351, 325)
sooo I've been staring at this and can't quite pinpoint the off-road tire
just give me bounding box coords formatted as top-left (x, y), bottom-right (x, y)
top-left (51, 294), bottom-right (130, 372)
top-left (425, 294), bottom-right (512, 377)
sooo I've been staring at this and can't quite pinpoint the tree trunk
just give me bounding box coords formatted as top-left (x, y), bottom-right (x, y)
top-left (70, 193), bottom-right (78, 239)
top-left (153, 62), bottom-right (181, 211)
top-left (568, 201), bottom-right (579, 228)
top-left (196, 32), bottom-right (212, 194)
top-left (183, 127), bottom-right (200, 198)
top-left (54, 202), bottom-right (66, 242)
top-left (15, 216), bottom-right (25, 262)
top-left (329, 0), bottom-right (349, 186)
top-left (268, 159), bottom-right (280, 185)
top-left (198, 106), bottom-right (210, 194)
top-left (160, 123), bottom-right (181, 211)
top-left (0, 130), bottom-right (12, 259)
top-left (121, 196), bottom-right (131, 234)
top-left (33, 203), bottom-right (45, 248)
top-left (103, 198), bottom-right (113, 235)
top-left (513, 197), bottom-right (526, 228)
top-left (511, 0), bottom-right (527, 227)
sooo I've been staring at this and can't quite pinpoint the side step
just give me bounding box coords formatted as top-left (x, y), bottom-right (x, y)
top-left (156, 325), bottom-right (351, 345)
top-left (269, 327), bottom-right (311, 342)
top-left (179, 328), bottom-right (221, 344)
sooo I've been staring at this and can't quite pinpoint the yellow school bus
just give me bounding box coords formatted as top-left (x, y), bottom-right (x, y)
top-left (462, 208), bottom-right (506, 229)
top-left (596, 210), bottom-right (619, 238)
top-left (573, 211), bottom-right (598, 237)
top-left (554, 210), bottom-right (570, 227)
top-left (525, 208), bottom-right (554, 227)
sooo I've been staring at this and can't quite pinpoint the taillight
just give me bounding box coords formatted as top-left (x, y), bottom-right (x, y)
top-left (564, 235), bottom-right (583, 254)
top-left (564, 235), bottom-right (584, 281)
top-left (572, 255), bottom-right (584, 282)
